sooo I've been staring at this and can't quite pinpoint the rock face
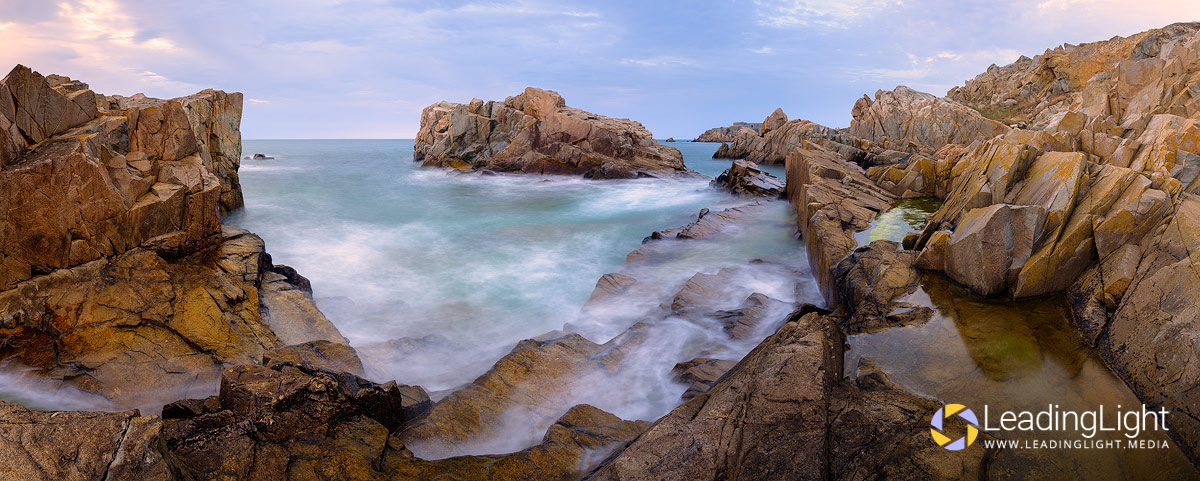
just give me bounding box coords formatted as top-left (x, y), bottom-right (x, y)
top-left (414, 87), bottom-right (691, 178)
top-left (0, 401), bottom-right (166, 481)
top-left (693, 121), bottom-right (760, 142)
top-left (0, 65), bottom-right (334, 410)
top-left (710, 159), bottom-right (784, 197)
top-left (848, 86), bottom-right (1009, 153)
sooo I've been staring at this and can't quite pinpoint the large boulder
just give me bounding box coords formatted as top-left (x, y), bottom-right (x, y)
top-left (944, 204), bottom-right (1047, 297)
top-left (414, 87), bottom-right (690, 178)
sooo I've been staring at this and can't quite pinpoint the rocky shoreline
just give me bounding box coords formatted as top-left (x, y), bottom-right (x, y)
top-left (3, 20), bottom-right (1200, 481)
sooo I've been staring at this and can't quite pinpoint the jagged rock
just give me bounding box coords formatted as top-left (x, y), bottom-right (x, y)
top-left (833, 240), bottom-right (926, 333)
top-left (0, 64), bottom-right (245, 292)
top-left (760, 107), bottom-right (788, 135)
top-left (664, 137), bottom-right (675, 142)
top-left (160, 363), bottom-right (429, 481)
top-left (948, 22), bottom-right (1200, 127)
top-left (866, 154), bottom-right (939, 197)
top-left (263, 340), bottom-right (365, 376)
top-left (0, 401), bottom-right (166, 481)
top-left (711, 159), bottom-right (784, 197)
top-left (849, 86), bottom-right (1009, 154)
top-left (693, 121), bottom-right (760, 142)
top-left (0, 226), bottom-right (339, 409)
top-left (414, 87), bottom-right (691, 178)
top-left (712, 116), bottom-right (850, 164)
top-left (670, 357), bottom-right (735, 400)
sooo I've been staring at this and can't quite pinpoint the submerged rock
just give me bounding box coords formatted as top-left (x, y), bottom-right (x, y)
top-left (414, 87), bottom-right (691, 178)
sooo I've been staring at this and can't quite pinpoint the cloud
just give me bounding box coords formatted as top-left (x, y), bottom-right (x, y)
top-left (621, 56), bottom-right (695, 67)
top-left (247, 98), bottom-right (270, 104)
top-left (754, 47), bottom-right (774, 54)
top-left (755, 0), bottom-right (904, 28)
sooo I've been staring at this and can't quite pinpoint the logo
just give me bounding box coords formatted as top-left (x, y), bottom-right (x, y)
top-left (931, 403), bottom-right (979, 450)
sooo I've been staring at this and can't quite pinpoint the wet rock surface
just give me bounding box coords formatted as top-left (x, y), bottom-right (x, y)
top-left (414, 87), bottom-right (691, 178)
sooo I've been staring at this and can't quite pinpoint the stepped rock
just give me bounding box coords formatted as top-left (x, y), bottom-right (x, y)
top-left (414, 87), bottom-right (690, 178)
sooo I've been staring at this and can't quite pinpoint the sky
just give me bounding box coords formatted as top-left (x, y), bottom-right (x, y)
top-left (0, 0), bottom-right (1197, 139)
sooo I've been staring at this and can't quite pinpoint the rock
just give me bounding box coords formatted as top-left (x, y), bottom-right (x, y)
top-left (664, 137), bottom-right (675, 142)
top-left (948, 23), bottom-right (1200, 127)
top-left (944, 204), bottom-right (1047, 297)
top-left (849, 86), bottom-right (1009, 153)
top-left (414, 87), bottom-right (691, 178)
top-left (260, 266), bottom-right (349, 345)
top-left (581, 272), bottom-right (637, 311)
top-left (398, 333), bottom-right (610, 458)
top-left (390, 404), bottom-right (649, 481)
top-left (833, 240), bottom-right (929, 334)
top-left (784, 146), bottom-right (895, 303)
top-left (0, 401), bottom-right (167, 481)
top-left (263, 340), bottom-right (365, 376)
top-left (712, 117), bottom-right (850, 164)
top-left (670, 357), bottom-right (736, 400)
top-left (1, 64), bottom-right (246, 292)
top-left (160, 362), bottom-right (428, 481)
top-left (710, 159), bottom-right (784, 197)
top-left (710, 292), bottom-right (790, 340)
top-left (693, 121), bottom-right (760, 142)
top-left (916, 230), bottom-right (950, 271)
top-left (584, 312), bottom-right (995, 481)
top-left (1097, 194), bottom-right (1200, 462)
top-left (0, 227), bottom-right (320, 409)
top-left (760, 107), bottom-right (788, 135)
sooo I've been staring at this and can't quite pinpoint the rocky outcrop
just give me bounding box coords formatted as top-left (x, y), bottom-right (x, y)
top-left (693, 121), bottom-right (760, 142)
top-left (948, 22), bottom-right (1200, 128)
top-left (848, 86), bottom-right (1009, 153)
top-left (0, 226), bottom-right (342, 409)
top-left (710, 159), bottom-right (783, 197)
top-left (0, 65), bottom-right (332, 411)
top-left (414, 87), bottom-right (691, 178)
top-left (784, 145), bottom-right (894, 302)
top-left (712, 112), bottom-right (849, 164)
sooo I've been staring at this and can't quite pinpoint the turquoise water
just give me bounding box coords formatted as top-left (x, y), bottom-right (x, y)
top-left (229, 139), bottom-right (812, 404)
